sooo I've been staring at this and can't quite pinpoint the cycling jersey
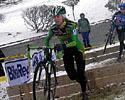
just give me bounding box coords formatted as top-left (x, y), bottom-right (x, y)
top-left (113, 11), bottom-right (125, 32)
top-left (44, 19), bottom-right (85, 53)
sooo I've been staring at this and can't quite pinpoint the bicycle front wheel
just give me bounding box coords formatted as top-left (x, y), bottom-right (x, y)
top-left (44, 62), bottom-right (57, 100)
top-left (33, 62), bottom-right (46, 100)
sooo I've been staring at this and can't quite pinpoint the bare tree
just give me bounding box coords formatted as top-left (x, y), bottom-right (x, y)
top-left (105, 0), bottom-right (122, 12)
top-left (62, 0), bottom-right (79, 20)
top-left (0, 0), bottom-right (22, 7)
top-left (6, 0), bottom-right (22, 4)
top-left (22, 5), bottom-right (54, 33)
top-left (39, 5), bottom-right (54, 31)
top-left (0, 13), bottom-right (5, 22)
top-left (0, 0), bottom-right (6, 4)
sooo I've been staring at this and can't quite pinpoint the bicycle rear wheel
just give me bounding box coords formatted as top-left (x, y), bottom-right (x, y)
top-left (33, 62), bottom-right (45, 100)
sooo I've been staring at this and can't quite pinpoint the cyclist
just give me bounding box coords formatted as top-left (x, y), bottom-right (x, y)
top-left (44, 6), bottom-right (88, 100)
top-left (112, 3), bottom-right (125, 61)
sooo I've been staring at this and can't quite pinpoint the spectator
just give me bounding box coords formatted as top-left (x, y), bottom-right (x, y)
top-left (78, 13), bottom-right (91, 48)
top-left (112, 3), bottom-right (125, 61)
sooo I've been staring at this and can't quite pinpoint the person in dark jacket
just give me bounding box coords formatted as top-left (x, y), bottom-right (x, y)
top-left (112, 3), bottom-right (125, 61)
top-left (78, 13), bottom-right (91, 48)
top-left (0, 49), bottom-right (5, 76)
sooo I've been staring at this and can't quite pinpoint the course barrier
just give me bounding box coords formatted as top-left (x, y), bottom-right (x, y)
top-left (0, 54), bottom-right (25, 82)
top-left (2, 43), bottom-right (125, 99)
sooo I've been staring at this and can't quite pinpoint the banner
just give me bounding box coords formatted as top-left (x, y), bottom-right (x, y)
top-left (30, 49), bottom-right (56, 72)
top-left (3, 58), bottom-right (30, 86)
top-left (30, 49), bottom-right (44, 72)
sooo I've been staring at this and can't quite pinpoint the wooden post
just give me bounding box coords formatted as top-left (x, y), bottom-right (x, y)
top-left (87, 70), bottom-right (96, 90)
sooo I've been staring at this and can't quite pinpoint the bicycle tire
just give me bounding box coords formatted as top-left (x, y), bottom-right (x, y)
top-left (46, 72), bottom-right (54, 100)
top-left (44, 62), bottom-right (57, 100)
top-left (51, 62), bottom-right (58, 97)
top-left (33, 62), bottom-right (45, 100)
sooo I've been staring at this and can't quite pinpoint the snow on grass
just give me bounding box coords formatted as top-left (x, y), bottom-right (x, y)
top-left (0, 0), bottom-right (113, 46)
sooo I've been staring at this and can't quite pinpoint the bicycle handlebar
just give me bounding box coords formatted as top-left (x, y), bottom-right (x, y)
top-left (27, 44), bottom-right (63, 52)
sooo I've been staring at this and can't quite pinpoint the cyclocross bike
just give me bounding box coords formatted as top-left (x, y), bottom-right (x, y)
top-left (27, 44), bottom-right (59, 100)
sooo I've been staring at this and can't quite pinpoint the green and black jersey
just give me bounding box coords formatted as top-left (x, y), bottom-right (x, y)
top-left (44, 19), bottom-right (85, 54)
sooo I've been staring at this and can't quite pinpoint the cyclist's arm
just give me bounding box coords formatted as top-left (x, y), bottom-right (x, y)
top-left (111, 11), bottom-right (121, 30)
top-left (66, 26), bottom-right (77, 47)
top-left (72, 24), bottom-right (85, 53)
top-left (44, 29), bottom-right (54, 47)
top-left (66, 27), bottom-right (85, 54)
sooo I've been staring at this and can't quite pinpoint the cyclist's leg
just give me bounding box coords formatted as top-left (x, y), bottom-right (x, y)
top-left (75, 51), bottom-right (88, 99)
top-left (119, 41), bottom-right (124, 58)
top-left (118, 32), bottom-right (124, 60)
top-left (63, 48), bottom-right (77, 80)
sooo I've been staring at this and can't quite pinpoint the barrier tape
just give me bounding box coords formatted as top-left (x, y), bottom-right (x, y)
top-left (0, 76), bottom-right (7, 82)
top-left (0, 53), bottom-right (25, 61)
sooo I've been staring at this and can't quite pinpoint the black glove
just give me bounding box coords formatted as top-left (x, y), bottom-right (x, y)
top-left (88, 30), bottom-right (90, 33)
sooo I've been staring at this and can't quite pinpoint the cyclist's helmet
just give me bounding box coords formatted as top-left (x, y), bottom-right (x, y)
top-left (52, 6), bottom-right (66, 16)
top-left (118, 3), bottom-right (125, 10)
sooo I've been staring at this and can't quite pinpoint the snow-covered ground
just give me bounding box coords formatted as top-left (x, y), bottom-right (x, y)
top-left (0, 0), bottom-right (117, 99)
top-left (0, 0), bottom-right (113, 47)
top-left (0, 81), bottom-right (9, 100)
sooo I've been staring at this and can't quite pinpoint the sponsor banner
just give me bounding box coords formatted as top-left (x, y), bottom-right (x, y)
top-left (3, 58), bottom-right (30, 86)
top-left (30, 49), bottom-right (56, 72)
top-left (30, 49), bottom-right (44, 72)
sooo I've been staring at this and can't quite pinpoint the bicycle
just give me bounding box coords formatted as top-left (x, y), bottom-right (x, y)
top-left (27, 44), bottom-right (61, 100)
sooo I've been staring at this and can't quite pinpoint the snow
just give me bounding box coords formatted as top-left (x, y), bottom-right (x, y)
top-left (0, 81), bottom-right (9, 100)
top-left (0, 0), bottom-right (113, 47)
top-left (73, 0), bottom-right (112, 22)
top-left (0, 0), bottom-right (117, 99)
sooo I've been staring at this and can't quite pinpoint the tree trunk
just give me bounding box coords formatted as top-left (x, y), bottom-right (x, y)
top-left (72, 6), bottom-right (75, 21)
